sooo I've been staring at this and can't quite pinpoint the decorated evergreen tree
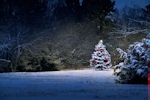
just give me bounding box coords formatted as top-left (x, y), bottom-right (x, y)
top-left (114, 38), bottom-right (150, 84)
top-left (90, 40), bottom-right (112, 70)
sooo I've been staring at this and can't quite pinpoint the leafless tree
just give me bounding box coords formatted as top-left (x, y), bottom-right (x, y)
top-left (0, 25), bottom-right (33, 71)
top-left (112, 5), bottom-right (148, 34)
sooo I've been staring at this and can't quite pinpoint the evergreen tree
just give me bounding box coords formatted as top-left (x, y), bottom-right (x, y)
top-left (142, 4), bottom-right (150, 22)
top-left (90, 40), bottom-right (112, 70)
top-left (64, 0), bottom-right (115, 27)
top-left (114, 38), bottom-right (150, 84)
top-left (82, 0), bottom-right (115, 31)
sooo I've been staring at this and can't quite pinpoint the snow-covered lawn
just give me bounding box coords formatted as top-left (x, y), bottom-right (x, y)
top-left (0, 69), bottom-right (147, 100)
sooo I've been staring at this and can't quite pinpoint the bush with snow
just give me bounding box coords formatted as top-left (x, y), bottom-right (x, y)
top-left (114, 38), bottom-right (150, 84)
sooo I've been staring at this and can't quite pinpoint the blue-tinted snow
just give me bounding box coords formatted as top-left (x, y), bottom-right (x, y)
top-left (0, 69), bottom-right (147, 100)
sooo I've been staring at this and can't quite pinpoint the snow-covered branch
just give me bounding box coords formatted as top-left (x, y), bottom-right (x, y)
top-left (112, 5), bottom-right (148, 34)
top-left (116, 48), bottom-right (127, 59)
top-left (0, 59), bottom-right (11, 62)
top-left (128, 18), bottom-right (150, 25)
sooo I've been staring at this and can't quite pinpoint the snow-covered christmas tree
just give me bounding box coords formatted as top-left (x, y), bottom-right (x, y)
top-left (90, 40), bottom-right (112, 70)
top-left (114, 38), bottom-right (150, 84)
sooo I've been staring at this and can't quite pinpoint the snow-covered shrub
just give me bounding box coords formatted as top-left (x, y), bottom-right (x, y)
top-left (40, 57), bottom-right (58, 71)
top-left (16, 56), bottom-right (59, 72)
top-left (114, 38), bottom-right (150, 84)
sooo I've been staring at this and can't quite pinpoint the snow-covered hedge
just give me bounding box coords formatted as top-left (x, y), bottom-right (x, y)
top-left (114, 38), bottom-right (150, 84)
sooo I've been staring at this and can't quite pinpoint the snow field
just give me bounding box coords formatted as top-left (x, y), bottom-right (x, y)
top-left (0, 69), bottom-right (147, 100)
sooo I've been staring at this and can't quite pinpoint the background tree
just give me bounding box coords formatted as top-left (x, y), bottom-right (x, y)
top-left (0, 0), bottom-right (46, 27)
top-left (90, 40), bottom-right (112, 70)
top-left (142, 4), bottom-right (150, 23)
top-left (82, 0), bottom-right (115, 32)
top-left (114, 39), bottom-right (149, 84)
top-left (112, 5), bottom-right (148, 34)
top-left (0, 25), bottom-right (29, 72)
top-left (60, 0), bottom-right (115, 31)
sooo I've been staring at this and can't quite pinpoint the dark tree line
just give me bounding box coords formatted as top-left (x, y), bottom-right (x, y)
top-left (0, 0), bottom-right (116, 72)
top-left (0, 0), bottom-right (46, 26)
top-left (56, 0), bottom-right (115, 31)
top-left (0, 0), bottom-right (149, 72)
top-left (143, 4), bottom-right (150, 22)
top-left (0, 0), bottom-right (115, 27)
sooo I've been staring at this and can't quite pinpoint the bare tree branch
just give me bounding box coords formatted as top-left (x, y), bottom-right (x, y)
top-left (0, 59), bottom-right (11, 62)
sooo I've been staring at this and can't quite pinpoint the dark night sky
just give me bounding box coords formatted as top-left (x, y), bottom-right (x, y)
top-left (114, 0), bottom-right (149, 9)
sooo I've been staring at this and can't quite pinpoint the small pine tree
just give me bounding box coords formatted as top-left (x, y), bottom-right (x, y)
top-left (114, 38), bottom-right (150, 84)
top-left (90, 40), bottom-right (112, 70)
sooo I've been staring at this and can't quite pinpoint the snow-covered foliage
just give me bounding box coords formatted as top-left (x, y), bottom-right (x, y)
top-left (90, 40), bottom-right (112, 70)
top-left (0, 26), bottom-right (33, 72)
top-left (0, 34), bottom-right (15, 63)
top-left (79, 0), bottom-right (83, 6)
top-left (114, 38), bottom-right (150, 84)
top-left (116, 48), bottom-right (127, 59)
top-left (112, 5), bottom-right (148, 34)
top-left (45, 0), bottom-right (66, 17)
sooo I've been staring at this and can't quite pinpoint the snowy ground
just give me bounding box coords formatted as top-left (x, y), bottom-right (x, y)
top-left (0, 69), bottom-right (147, 100)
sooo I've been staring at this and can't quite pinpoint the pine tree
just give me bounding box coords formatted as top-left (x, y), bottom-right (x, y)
top-left (90, 40), bottom-right (112, 70)
top-left (114, 38), bottom-right (150, 84)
